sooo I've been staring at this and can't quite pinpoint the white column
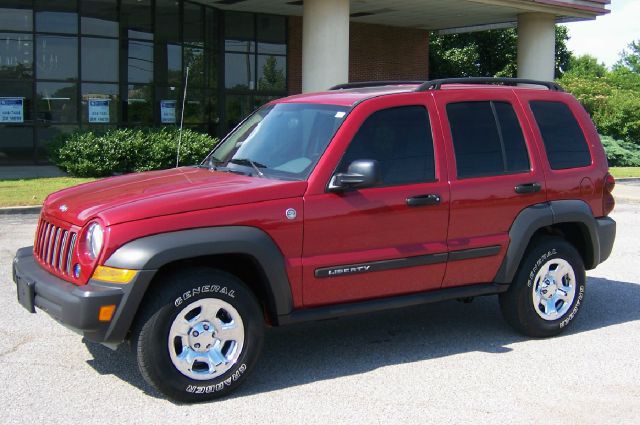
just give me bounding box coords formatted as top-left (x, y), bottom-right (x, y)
top-left (517, 13), bottom-right (556, 81)
top-left (302, 0), bottom-right (350, 92)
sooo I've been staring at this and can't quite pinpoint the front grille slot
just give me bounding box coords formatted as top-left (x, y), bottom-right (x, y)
top-left (34, 217), bottom-right (77, 276)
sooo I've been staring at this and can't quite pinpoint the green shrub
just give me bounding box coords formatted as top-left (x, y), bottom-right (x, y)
top-left (50, 127), bottom-right (218, 177)
top-left (600, 135), bottom-right (640, 167)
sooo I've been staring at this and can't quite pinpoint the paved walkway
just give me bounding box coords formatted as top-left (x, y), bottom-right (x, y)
top-left (0, 166), bottom-right (67, 180)
top-left (615, 179), bottom-right (640, 203)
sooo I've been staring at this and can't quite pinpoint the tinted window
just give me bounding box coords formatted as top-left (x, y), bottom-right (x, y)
top-left (447, 101), bottom-right (529, 178)
top-left (81, 37), bottom-right (118, 82)
top-left (530, 101), bottom-right (591, 170)
top-left (339, 106), bottom-right (435, 186)
top-left (0, 2), bottom-right (33, 32)
top-left (36, 35), bottom-right (78, 80)
top-left (0, 33), bottom-right (33, 79)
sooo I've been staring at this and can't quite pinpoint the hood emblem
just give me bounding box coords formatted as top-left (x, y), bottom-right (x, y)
top-left (285, 208), bottom-right (297, 220)
top-left (59, 204), bottom-right (68, 212)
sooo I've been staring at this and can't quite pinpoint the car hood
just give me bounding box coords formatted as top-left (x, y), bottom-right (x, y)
top-left (44, 167), bottom-right (307, 226)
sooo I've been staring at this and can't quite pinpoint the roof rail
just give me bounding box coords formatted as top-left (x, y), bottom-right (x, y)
top-left (329, 81), bottom-right (424, 90)
top-left (415, 77), bottom-right (564, 92)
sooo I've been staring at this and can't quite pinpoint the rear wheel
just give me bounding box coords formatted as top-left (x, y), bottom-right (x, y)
top-left (134, 268), bottom-right (264, 402)
top-left (499, 237), bottom-right (586, 338)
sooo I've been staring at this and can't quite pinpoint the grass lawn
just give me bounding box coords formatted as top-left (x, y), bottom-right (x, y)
top-left (610, 167), bottom-right (640, 178)
top-left (0, 177), bottom-right (96, 207)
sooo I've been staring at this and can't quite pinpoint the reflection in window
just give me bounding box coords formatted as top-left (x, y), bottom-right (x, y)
top-left (37, 82), bottom-right (77, 123)
top-left (225, 53), bottom-right (254, 90)
top-left (35, 0), bottom-right (78, 34)
top-left (0, 33), bottom-right (33, 79)
top-left (128, 40), bottom-right (153, 83)
top-left (126, 84), bottom-right (153, 124)
top-left (156, 0), bottom-right (180, 44)
top-left (0, 6), bottom-right (33, 32)
top-left (122, 0), bottom-right (153, 40)
top-left (184, 46), bottom-right (204, 87)
top-left (82, 37), bottom-right (118, 82)
top-left (37, 124), bottom-right (77, 162)
top-left (167, 44), bottom-right (182, 85)
top-left (0, 81), bottom-right (32, 122)
top-left (0, 127), bottom-right (34, 163)
top-left (183, 88), bottom-right (204, 124)
top-left (258, 55), bottom-right (285, 91)
top-left (257, 15), bottom-right (286, 55)
top-left (81, 0), bottom-right (118, 37)
top-left (36, 36), bottom-right (78, 80)
top-left (224, 95), bottom-right (251, 131)
top-left (81, 83), bottom-right (119, 123)
top-left (225, 12), bottom-right (255, 53)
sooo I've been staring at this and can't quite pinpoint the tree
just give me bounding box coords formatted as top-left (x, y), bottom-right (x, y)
top-left (429, 26), bottom-right (571, 79)
top-left (258, 56), bottom-right (285, 91)
top-left (565, 54), bottom-right (607, 78)
top-left (615, 40), bottom-right (640, 74)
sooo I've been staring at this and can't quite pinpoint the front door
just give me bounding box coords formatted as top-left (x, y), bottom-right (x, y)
top-left (302, 97), bottom-right (450, 307)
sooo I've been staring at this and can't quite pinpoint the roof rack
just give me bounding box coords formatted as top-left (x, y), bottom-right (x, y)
top-left (415, 77), bottom-right (563, 92)
top-left (329, 80), bottom-right (424, 90)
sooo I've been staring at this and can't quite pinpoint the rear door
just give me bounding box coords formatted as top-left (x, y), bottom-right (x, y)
top-left (302, 94), bottom-right (450, 307)
top-left (434, 89), bottom-right (547, 287)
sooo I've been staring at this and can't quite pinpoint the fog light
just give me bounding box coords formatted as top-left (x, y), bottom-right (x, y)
top-left (98, 304), bottom-right (116, 322)
top-left (73, 263), bottom-right (81, 278)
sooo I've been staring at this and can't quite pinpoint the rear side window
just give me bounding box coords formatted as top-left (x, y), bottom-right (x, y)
top-left (530, 101), bottom-right (591, 170)
top-left (447, 101), bottom-right (530, 178)
top-left (338, 105), bottom-right (435, 186)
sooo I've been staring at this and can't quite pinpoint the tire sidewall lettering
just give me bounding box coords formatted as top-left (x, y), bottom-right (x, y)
top-left (527, 248), bottom-right (557, 288)
top-left (560, 285), bottom-right (584, 328)
top-left (185, 364), bottom-right (247, 394)
top-left (174, 285), bottom-right (236, 308)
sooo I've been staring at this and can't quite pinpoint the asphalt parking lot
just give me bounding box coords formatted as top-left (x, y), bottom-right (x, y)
top-left (1, 203), bottom-right (639, 425)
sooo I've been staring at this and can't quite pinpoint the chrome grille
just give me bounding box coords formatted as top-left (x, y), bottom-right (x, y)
top-left (34, 217), bottom-right (77, 276)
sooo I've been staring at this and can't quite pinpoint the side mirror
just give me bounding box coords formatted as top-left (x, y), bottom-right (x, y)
top-left (330, 159), bottom-right (381, 191)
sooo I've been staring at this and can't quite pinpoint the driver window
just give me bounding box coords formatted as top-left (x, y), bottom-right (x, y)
top-left (338, 105), bottom-right (435, 186)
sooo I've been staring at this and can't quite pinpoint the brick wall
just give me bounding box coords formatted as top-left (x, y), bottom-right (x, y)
top-left (287, 16), bottom-right (429, 95)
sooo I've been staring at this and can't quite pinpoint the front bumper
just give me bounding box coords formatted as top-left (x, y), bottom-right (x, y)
top-left (12, 246), bottom-right (155, 345)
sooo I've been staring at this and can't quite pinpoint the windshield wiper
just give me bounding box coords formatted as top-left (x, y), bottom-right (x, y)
top-left (229, 158), bottom-right (267, 177)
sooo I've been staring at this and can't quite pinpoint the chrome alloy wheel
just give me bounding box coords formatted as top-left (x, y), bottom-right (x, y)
top-left (532, 258), bottom-right (577, 321)
top-left (168, 298), bottom-right (245, 380)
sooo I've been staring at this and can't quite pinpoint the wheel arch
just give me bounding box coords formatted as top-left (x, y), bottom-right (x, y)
top-left (102, 226), bottom-right (294, 343)
top-left (494, 200), bottom-right (600, 284)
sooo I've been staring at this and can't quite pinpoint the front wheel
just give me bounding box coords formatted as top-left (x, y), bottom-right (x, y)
top-left (134, 268), bottom-right (264, 402)
top-left (499, 237), bottom-right (586, 338)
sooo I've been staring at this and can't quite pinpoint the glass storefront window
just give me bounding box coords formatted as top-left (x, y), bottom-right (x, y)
top-left (184, 46), bottom-right (204, 87)
top-left (36, 35), bottom-right (78, 80)
top-left (183, 88), bottom-right (205, 124)
top-left (37, 82), bottom-right (77, 123)
top-left (225, 53), bottom-right (254, 90)
top-left (128, 40), bottom-right (154, 83)
top-left (122, 0), bottom-right (153, 40)
top-left (36, 124), bottom-right (77, 162)
top-left (35, 1), bottom-right (78, 34)
top-left (184, 2), bottom-right (203, 46)
top-left (225, 12), bottom-right (255, 53)
top-left (156, 0), bottom-right (180, 44)
top-left (81, 83), bottom-right (119, 123)
top-left (0, 33), bottom-right (33, 79)
top-left (224, 94), bottom-right (251, 131)
top-left (258, 55), bottom-right (286, 91)
top-left (0, 126), bottom-right (34, 163)
top-left (82, 37), bottom-right (118, 82)
top-left (81, 0), bottom-right (118, 37)
top-left (0, 2), bottom-right (33, 32)
top-left (257, 15), bottom-right (286, 55)
top-left (0, 80), bottom-right (33, 122)
top-left (126, 84), bottom-right (153, 124)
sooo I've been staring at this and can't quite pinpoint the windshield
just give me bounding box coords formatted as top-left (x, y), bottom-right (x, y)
top-left (205, 103), bottom-right (350, 180)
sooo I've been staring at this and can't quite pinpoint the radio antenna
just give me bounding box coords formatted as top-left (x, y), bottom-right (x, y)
top-left (176, 66), bottom-right (190, 167)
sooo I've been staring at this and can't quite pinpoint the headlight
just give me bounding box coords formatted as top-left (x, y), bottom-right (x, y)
top-left (86, 222), bottom-right (104, 260)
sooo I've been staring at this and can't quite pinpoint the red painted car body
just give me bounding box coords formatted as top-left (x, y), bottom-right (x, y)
top-left (29, 82), bottom-right (613, 312)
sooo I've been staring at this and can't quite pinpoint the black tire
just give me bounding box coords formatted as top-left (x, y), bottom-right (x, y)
top-left (134, 267), bottom-right (264, 403)
top-left (499, 237), bottom-right (586, 338)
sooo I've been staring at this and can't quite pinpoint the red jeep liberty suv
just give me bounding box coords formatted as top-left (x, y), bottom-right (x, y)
top-left (12, 78), bottom-right (616, 402)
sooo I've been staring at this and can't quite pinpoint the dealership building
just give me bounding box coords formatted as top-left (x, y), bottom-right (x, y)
top-left (0, 0), bottom-right (608, 165)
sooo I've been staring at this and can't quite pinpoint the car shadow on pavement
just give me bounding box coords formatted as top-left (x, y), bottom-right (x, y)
top-left (83, 276), bottom-right (640, 402)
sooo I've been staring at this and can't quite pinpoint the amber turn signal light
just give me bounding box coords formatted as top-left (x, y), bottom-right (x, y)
top-left (98, 304), bottom-right (116, 322)
top-left (91, 265), bottom-right (138, 284)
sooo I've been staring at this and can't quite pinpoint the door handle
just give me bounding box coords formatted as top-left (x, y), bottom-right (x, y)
top-left (514, 183), bottom-right (542, 194)
top-left (406, 194), bottom-right (441, 207)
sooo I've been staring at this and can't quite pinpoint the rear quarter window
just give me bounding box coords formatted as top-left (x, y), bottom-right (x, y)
top-left (530, 101), bottom-right (591, 170)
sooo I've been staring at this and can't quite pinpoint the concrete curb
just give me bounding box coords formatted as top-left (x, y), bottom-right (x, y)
top-left (0, 206), bottom-right (42, 215)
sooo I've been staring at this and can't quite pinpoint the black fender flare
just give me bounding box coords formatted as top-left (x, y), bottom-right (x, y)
top-left (494, 200), bottom-right (600, 284)
top-left (102, 226), bottom-right (294, 341)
